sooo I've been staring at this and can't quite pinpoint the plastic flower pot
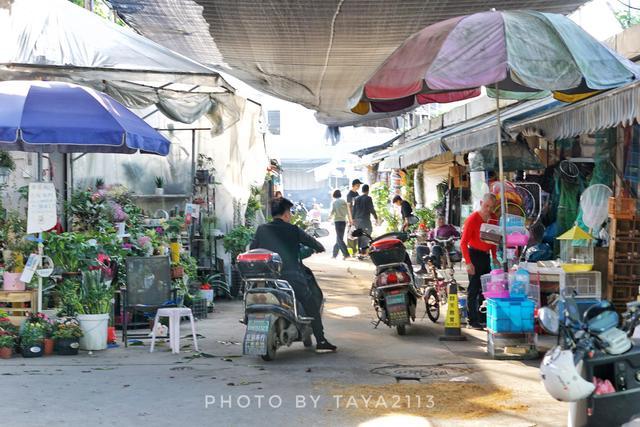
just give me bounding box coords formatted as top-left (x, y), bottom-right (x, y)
top-left (170, 266), bottom-right (184, 279)
top-left (78, 313), bottom-right (109, 351)
top-left (2, 272), bottom-right (25, 291)
top-left (21, 343), bottom-right (43, 358)
top-left (43, 338), bottom-right (55, 356)
top-left (0, 346), bottom-right (12, 359)
top-left (55, 338), bottom-right (80, 355)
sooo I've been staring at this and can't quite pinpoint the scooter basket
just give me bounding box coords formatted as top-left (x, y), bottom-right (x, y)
top-left (237, 249), bottom-right (282, 278)
top-left (369, 238), bottom-right (406, 265)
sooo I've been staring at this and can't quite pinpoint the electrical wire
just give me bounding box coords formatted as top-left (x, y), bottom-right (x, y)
top-left (615, 0), bottom-right (640, 11)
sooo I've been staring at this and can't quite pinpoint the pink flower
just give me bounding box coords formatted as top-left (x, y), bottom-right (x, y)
top-left (137, 236), bottom-right (151, 247)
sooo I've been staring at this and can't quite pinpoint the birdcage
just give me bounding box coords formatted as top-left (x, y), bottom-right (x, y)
top-left (557, 225), bottom-right (594, 273)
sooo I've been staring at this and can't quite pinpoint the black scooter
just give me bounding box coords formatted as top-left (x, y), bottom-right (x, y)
top-left (353, 229), bottom-right (423, 335)
top-left (237, 248), bottom-right (322, 361)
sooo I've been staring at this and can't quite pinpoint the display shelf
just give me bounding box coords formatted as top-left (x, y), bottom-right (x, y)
top-left (131, 194), bottom-right (191, 199)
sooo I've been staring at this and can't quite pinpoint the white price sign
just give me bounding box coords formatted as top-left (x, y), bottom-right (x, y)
top-left (27, 182), bottom-right (57, 234)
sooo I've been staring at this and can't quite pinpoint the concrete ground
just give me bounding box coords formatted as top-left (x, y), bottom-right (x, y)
top-left (0, 247), bottom-right (567, 427)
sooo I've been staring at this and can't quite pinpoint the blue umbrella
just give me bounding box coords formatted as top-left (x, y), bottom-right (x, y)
top-left (0, 80), bottom-right (170, 155)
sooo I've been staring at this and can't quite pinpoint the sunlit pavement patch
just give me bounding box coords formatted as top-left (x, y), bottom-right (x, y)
top-left (327, 306), bottom-right (361, 318)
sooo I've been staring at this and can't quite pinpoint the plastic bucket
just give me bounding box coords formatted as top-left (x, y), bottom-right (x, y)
top-left (78, 314), bottom-right (109, 350)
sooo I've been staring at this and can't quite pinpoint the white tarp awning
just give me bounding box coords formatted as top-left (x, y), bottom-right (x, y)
top-left (106, 0), bottom-right (586, 127)
top-left (508, 80), bottom-right (640, 141)
top-left (0, 0), bottom-right (240, 127)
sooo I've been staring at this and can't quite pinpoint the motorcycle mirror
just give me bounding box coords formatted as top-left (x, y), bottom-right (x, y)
top-left (538, 307), bottom-right (560, 335)
top-left (315, 228), bottom-right (330, 238)
top-left (351, 228), bottom-right (364, 237)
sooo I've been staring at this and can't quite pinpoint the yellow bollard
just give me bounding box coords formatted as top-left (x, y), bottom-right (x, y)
top-left (439, 281), bottom-right (467, 341)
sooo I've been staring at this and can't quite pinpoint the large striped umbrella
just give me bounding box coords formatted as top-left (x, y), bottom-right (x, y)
top-left (349, 10), bottom-right (640, 269)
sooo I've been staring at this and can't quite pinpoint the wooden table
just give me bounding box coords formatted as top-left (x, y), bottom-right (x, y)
top-left (0, 290), bottom-right (37, 325)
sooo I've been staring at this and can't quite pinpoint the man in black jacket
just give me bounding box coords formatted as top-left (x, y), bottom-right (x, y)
top-left (250, 198), bottom-right (337, 352)
top-left (352, 184), bottom-right (377, 255)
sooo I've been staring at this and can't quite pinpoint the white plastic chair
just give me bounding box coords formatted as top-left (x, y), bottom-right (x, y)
top-left (149, 307), bottom-right (199, 354)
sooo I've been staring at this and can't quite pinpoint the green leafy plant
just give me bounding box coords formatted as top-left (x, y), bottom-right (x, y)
top-left (20, 323), bottom-right (44, 347)
top-left (52, 321), bottom-right (83, 340)
top-left (370, 182), bottom-right (400, 232)
top-left (44, 232), bottom-right (94, 273)
top-left (414, 207), bottom-right (437, 229)
top-left (56, 279), bottom-right (84, 317)
top-left (78, 269), bottom-right (114, 314)
top-left (197, 154), bottom-right (215, 172)
top-left (163, 217), bottom-right (184, 241)
top-left (0, 150), bottom-right (15, 170)
top-left (244, 185), bottom-right (262, 227)
top-left (154, 176), bottom-right (164, 188)
top-left (95, 177), bottom-right (105, 189)
top-left (0, 334), bottom-right (16, 348)
top-left (223, 225), bottom-right (255, 261)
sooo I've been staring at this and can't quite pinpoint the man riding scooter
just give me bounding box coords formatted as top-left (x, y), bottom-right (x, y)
top-left (250, 198), bottom-right (337, 352)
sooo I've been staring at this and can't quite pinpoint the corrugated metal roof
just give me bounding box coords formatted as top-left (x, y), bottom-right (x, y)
top-left (107, 0), bottom-right (586, 126)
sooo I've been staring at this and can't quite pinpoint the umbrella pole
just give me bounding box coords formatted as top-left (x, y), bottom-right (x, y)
top-left (495, 84), bottom-right (508, 272)
top-left (36, 152), bottom-right (43, 311)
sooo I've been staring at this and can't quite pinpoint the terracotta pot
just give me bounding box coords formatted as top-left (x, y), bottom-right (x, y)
top-left (43, 338), bottom-right (54, 355)
top-left (170, 266), bottom-right (184, 279)
top-left (0, 346), bottom-right (12, 359)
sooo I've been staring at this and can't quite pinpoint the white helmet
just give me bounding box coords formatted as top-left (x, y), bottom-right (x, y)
top-left (540, 346), bottom-right (595, 402)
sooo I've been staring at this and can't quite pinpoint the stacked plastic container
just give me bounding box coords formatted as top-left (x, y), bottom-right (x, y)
top-left (484, 264), bottom-right (535, 333)
top-left (501, 214), bottom-right (529, 247)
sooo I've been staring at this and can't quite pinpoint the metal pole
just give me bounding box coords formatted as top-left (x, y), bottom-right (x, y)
top-left (495, 84), bottom-right (508, 271)
top-left (191, 129), bottom-right (196, 200)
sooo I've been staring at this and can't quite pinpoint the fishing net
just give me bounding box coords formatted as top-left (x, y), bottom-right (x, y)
top-left (555, 160), bottom-right (581, 239)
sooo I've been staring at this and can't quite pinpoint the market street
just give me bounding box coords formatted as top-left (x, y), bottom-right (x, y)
top-left (0, 253), bottom-right (565, 427)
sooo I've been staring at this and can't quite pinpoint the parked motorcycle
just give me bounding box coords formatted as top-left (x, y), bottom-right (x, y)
top-left (539, 293), bottom-right (640, 426)
top-left (237, 248), bottom-right (321, 361)
top-left (353, 229), bottom-right (425, 335)
top-left (421, 236), bottom-right (461, 323)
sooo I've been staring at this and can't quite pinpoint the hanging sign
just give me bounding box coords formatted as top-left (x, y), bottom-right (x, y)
top-left (27, 182), bottom-right (57, 234)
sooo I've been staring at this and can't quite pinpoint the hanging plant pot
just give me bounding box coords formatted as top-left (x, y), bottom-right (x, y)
top-left (0, 346), bottom-right (12, 359)
top-left (55, 338), bottom-right (80, 356)
top-left (21, 343), bottom-right (44, 358)
top-left (195, 169), bottom-right (210, 185)
top-left (43, 338), bottom-right (55, 356)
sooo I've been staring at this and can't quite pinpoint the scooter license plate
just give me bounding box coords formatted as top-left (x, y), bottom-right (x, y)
top-left (385, 293), bottom-right (408, 325)
top-left (243, 315), bottom-right (271, 356)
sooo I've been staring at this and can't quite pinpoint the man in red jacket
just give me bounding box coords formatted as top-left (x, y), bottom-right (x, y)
top-left (461, 193), bottom-right (498, 329)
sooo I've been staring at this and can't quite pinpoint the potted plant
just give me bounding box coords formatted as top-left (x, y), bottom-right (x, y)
top-left (154, 176), bottom-right (164, 195)
top-left (0, 150), bottom-right (15, 184)
top-left (196, 154), bottom-right (215, 185)
top-left (223, 225), bottom-right (255, 297)
top-left (0, 334), bottom-right (15, 359)
top-left (52, 319), bottom-right (83, 355)
top-left (76, 270), bottom-right (113, 351)
top-left (25, 312), bottom-right (55, 355)
top-left (20, 323), bottom-right (44, 358)
top-left (95, 177), bottom-right (105, 190)
top-left (2, 250), bottom-right (25, 291)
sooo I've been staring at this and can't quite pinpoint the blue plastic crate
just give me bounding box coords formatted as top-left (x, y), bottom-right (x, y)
top-left (487, 297), bottom-right (535, 333)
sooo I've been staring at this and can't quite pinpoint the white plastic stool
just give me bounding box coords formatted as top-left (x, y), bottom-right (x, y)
top-left (149, 307), bottom-right (199, 354)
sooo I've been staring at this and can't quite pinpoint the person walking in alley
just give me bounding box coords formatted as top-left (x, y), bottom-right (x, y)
top-left (346, 179), bottom-right (362, 255)
top-left (392, 195), bottom-right (415, 231)
top-left (352, 184), bottom-right (377, 256)
top-left (460, 193), bottom-right (498, 330)
top-left (330, 189), bottom-right (351, 259)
